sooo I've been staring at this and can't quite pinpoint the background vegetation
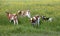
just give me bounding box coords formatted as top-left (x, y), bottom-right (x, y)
top-left (0, 0), bottom-right (60, 36)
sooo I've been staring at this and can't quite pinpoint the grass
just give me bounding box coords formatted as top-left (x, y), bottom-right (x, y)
top-left (0, 0), bottom-right (60, 36)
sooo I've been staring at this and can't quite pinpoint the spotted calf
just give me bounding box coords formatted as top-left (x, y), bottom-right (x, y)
top-left (42, 16), bottom-right (53, 22)
top-left (30, 15), bottom-right (40, 26)
top-left (18, 10), bottom-right (31, 18)
top-left (6, 12), bottom-right (18, 25)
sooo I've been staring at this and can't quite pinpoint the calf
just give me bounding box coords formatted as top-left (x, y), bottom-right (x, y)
top-left (30, 15), bottom-right (40, 26)
top-left (42, 16), bottom-right (53, 22)
top-left (18, 10), bottom-right (31, 18)
top-left (6, 12), bottom-right (18, 25)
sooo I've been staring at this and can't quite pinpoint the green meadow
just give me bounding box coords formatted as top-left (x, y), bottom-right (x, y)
top-left (0, 0), bottom-right (60, 36)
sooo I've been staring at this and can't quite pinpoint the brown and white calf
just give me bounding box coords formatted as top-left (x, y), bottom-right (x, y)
top-left (6, 12), bottom-right (18, 25)
top-left (30, 15), bottom-right (40, 26)
top-left (18, 10), bottom-right (31, 18)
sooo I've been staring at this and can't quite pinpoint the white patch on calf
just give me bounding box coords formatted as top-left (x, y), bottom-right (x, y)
top-left (26, 12), bottom-right (31, 18)
top-left (48, 18), bottom-right (53, 22)
top-left (33, 17), bottom-right (36, 20)
top-left (37, 17), bottom-right (40, 26)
